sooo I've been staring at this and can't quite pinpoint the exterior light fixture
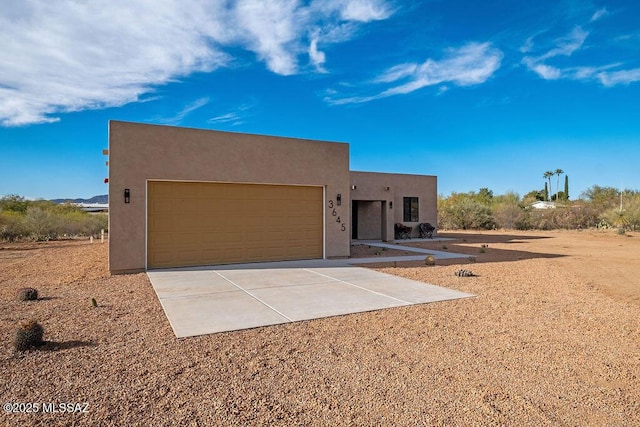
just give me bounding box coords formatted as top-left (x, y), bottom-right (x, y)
top-left (351, 185), bottom-right (357, 190)
top-left (337, 194), bottom-right (342, 206)
top-left (124, 188), bottom-right (130, 203)
top-left (389, 201), bottom-right (393, 209)
top-left (384, 186), bottom-right (390, 191)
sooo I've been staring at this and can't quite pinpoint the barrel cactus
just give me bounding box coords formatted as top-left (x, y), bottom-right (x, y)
top-left (454, 269), bottom-right (475, 277)
top-left (14, 320), bottom-right (44, 352)
top-left (16, 287), bottom-right (38, 301)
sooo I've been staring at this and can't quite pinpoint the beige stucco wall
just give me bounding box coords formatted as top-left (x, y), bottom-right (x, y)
top-left (108, 121), bottom-right (351, 273)
top-left (350, 171), bottom-right (437, 240)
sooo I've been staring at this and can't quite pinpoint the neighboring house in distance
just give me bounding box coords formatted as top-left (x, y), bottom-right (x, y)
top-left (106, 121), bottom-right (437, 273)
top-left (75, 203), bottom-right (109, 213)
top-left (530, 201), bottom-right (557, 210)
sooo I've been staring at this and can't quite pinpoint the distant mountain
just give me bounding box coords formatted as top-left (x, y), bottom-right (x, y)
top-left (51, 194), bottom-right (108, 204)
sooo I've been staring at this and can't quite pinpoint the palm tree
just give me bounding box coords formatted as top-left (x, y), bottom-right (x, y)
top-left (555, 169), bottom-right (564, 201)
top-left (543, 171), bottom-right (554, 201)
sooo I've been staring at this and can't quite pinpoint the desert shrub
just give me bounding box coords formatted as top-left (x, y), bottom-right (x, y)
top-left (54, 209), bottom-right (107, 238)
top-left (439, 187), bottom-right (639, 231)
top-left (559, 201), bottom-right (600, 229)
top-left (624, 198), bottom-right (640, 231)
top-left (603, 194), bottom-right (640, 231)
top-left (85, 213), bottom-right (108, 236)
top-left (424, 255), bottom-right (435, 266)
top-left (23, 207), bottom-right (60, 241)
top-left (581, 186), bottom-right (622, 213)
top-left (0, 194), bottom-right (29, 214)
top-left (16, 287), bottom-right (38, 301)
top-left (439, 197), bottom-right (495, 230)
top-left (14, 320), bottom-right (44, 351)
top-left (56, 209), bottom-right (86, 236)
top-left (0, 211), bottom-right (25, 241)
top-left (493, 202), bottom-right (531, 230)
top-left (0, 195), bottom-right (108, 241)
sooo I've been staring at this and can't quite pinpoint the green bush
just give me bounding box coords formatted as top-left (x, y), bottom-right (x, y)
top-left (438, 186), bottom-right (638, 231)
top-left (23, 207), bottom-right (60, 241)
top-left (0, 195), bottom-right (108, 242)
top-left (493, 202), bottom-right (531, 230)
top-left (439, 196), bottom-right (496, 230)
top-left (0, 194), bottom-right (29, 214)
top-left (0, 211), bottom-right (25, 241)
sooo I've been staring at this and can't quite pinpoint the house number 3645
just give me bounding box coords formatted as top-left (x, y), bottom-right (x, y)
top-left (327, 200), bottom-right (346, 231)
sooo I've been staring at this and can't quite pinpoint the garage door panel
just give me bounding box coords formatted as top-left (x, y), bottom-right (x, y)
top-left (148, 181), bottom-right (323, 268)
top-left (149, 183), bottom-right (173, 198)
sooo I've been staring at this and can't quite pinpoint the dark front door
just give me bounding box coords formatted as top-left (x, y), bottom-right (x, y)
top-left (351, 200), bottom-right (358, 239)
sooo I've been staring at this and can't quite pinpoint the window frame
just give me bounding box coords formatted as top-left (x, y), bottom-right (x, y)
top-left (403, 197), bottom-right (419, 222)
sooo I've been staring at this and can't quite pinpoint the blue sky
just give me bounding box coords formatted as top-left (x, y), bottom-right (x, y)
top-left (1, 0), bottom-right (639, 200)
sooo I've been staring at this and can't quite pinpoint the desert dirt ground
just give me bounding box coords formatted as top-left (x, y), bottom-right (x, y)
top-left (1, 230), bottom-right (639, 426)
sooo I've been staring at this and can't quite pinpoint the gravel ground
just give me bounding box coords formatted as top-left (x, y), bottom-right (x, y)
top-left (1, 231), bottom-right (639, 426)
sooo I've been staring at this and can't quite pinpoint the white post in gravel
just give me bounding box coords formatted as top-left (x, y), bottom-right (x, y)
top-left (101, 229), bottom-right (105, 243)
top-left (90, 236), bottom-right (94, 244)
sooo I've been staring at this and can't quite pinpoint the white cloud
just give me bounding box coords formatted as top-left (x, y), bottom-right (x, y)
top-left (590, 7), bottom-right (609, 22)
top-left (531, 63), bottom-right (562, 80)
top-left (519, 37), bottom-right (535, 54)
top-left (0, 1), bottom-right (228, 126)
top-left (326, 42), bottom-right (503, 104)
top-left (597, 68), bottom-right (640, 86)
top-left (208, 112), bottom-right (245, 126)
top-left (0, 0), bottom-right (395, 126)
top-left (522, 27), bottom-right (588, 80)
top-left (233, 0), bottom-right (301, 75)
top-left (521, 25), bottom-right (640, 87)
top-left (308, 37), bottom-right (327, 72)
top-left (311, 0), bottom-right (392, 23)
top-left (539, 27), bottom-right (588, 61)
top-left (208, 103), bottom-right (254, 126)
top-left (374, 63), bottom-right (418, 83)
top-left (340, 0), bottom-right (393, 21)
top-left (155, 97), bottom-right (210, 125)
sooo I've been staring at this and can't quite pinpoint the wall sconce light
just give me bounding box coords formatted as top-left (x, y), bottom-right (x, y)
top-left (389, 201), bottom-right (393, 209)
top-left (384, 186), bottom-right (390, 191)
top-left (351, 185), bottom-right (357, 190)
top-left (336, 194), bottom-right (342, 206)
top-left (124, 188), bottom-right (130, 204)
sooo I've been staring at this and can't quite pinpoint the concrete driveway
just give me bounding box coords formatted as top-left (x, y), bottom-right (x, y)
top-left (148, 256), bottom-right (474, 338)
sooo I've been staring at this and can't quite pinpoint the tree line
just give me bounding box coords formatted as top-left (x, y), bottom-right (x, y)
top-left (542, 169), bottom-right (569, 201)
top-left (0, 195), bottom-right (107, 241)
top-left (438, 185), bottom-right (640, 231)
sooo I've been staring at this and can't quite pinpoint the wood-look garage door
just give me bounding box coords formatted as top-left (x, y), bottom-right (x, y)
top-left (147, 181), bottom-right (323, 268)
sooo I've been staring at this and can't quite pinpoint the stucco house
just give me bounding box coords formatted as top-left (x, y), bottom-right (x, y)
top-left (107, 121), bottom-right (436, 273)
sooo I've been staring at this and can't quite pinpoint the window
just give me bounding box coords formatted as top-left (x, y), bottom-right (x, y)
top-left (403, 197), bottom-right (419, 222)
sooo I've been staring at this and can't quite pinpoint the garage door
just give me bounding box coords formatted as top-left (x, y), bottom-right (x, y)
top-left (147, 181), bottom-right (323, 268)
